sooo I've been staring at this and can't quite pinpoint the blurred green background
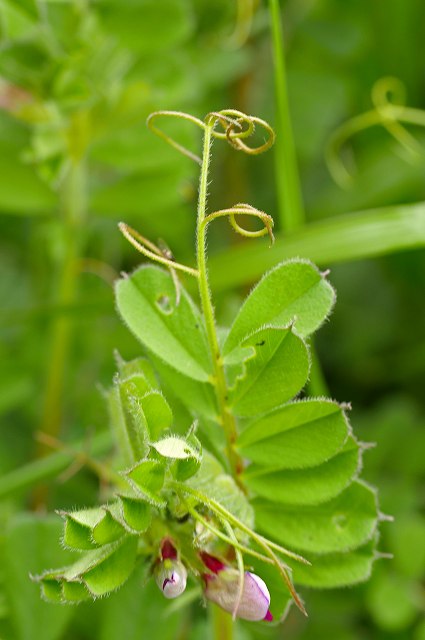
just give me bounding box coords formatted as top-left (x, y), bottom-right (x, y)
top-left (0, 1), bottom-right (424, 639)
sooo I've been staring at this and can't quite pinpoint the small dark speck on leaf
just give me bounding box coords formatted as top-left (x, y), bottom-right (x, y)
top-left (256, 340), bottom-right (265, 346)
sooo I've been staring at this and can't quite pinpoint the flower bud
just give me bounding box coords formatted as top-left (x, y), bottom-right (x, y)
top-left (154, 538), bottom-right (187, 599)
top-left (200, 552), bottom-right (272, 622)
top-left (154, 558), bottom-right (187, 599)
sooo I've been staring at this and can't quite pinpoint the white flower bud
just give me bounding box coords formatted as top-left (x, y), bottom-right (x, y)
top-left (154, 559), bottom-right (187, 599)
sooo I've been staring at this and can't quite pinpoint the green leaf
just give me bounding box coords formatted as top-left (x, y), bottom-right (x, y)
top-left (228, 326), bottom-right (310, 417)
top-left (237, 399), bottom-right (349, 468)
top-left (254, 481), bottom-right (378, 554)
top-left (116, 356), bottom-right (159, 389)
top-left (186, 453), bottom-right (254, 529)
top-left (118, 497), bottom-right (151, 534)
top-left (61, 508), bottom-right (100, 550)
top-left (3, 514), bottom-right (74, 640)
top-left (125, 459), bottom-right (165, 505)
top-left (243, 436), bottom-right (361, 505)
top-left (139, 390), bottom-right (173, 441)
top-left (224, 260), bottom-right (335, 353)
top-left (92, 510), bottom-right (126, 546)
top-left (61, 581), bottom-right (91, 603)
top-left (292, 536), bottom-right (378, 588)
top-left (115, 265), bottom-right (212, 381)
top-left (61, 506), bottom-right (125, 550)
top-left (39, 536), bottom-right (139, 600)
top-left (80, 537), bottom-right (139, 598)
top-left (151, 435), bottom-right (198, 459)
top-left (151, 434), bottom-right (202, 481)
top-left (152, 356), bottom-right (218, 420)
top-left (108, 376), bottom-right (149, 465)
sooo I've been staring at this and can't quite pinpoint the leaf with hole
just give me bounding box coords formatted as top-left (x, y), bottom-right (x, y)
top-left (115, 265), bottom-right (212, 381)
top-left (254, 480), bottom-right (379, 554)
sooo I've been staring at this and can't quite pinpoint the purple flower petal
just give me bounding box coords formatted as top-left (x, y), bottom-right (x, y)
top-left (204, 569), bottom-right (271, 621)
top-left (160, 538), bottom-right (178, 560)
top-left (200, 551), bottom-right (226, 574)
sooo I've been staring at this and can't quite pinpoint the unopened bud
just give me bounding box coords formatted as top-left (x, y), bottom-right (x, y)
top-left (200, 552), bottom-right (272, 621)
top-left (154, 558), bottom-right (187, 599)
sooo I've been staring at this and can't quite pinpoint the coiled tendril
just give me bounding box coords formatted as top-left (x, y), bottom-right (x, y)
top-left (120, 109), bottom-right (276, 276)
top-left (326, 76), bottom-right (425, 187)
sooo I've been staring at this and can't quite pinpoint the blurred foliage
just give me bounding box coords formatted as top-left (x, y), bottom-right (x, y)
top-left (0, 0), bottom-right (424, 639)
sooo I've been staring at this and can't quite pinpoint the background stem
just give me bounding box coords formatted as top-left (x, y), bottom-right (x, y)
top-left (210, 603), bottom-right (234, 640)
top-left (31, 160), bottom-right (87, 508)
top-left (269, 0), bottom-right (305, 231)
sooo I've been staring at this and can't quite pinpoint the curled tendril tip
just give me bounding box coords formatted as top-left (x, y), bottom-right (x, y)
top-left (147, 108), bottom-right (275, 163)
top-left (326, 76), bottom-right (425, 188)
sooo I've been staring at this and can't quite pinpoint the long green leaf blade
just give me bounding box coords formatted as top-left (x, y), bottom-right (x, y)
top-left (209, 202), bottom-right (425, 291)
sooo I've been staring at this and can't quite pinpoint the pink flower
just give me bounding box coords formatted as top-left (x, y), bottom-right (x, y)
top-left (200, 552), bottom-right (273, 622)
top-left (154, 538), bottom-right (187, 599)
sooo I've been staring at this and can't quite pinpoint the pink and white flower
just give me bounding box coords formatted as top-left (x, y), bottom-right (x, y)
top-left (200, 552), bottom-right (273, 622)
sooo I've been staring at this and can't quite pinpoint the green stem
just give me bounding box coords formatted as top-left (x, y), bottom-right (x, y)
top-left (32, 160), bottom-right (87, 507)
top-left (269, 0), bottom-right (304, 231)
top-left (210, 603), bottom-right (234, 640)
top-left (196, 123), bottom-right (243, 481)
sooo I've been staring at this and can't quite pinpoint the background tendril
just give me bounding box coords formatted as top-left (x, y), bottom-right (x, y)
top-left (326, 76), bottom-right (425, 188)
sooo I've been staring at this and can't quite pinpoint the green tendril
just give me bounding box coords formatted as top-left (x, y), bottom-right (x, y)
top-left (326, 76), bottom-right (425, 188)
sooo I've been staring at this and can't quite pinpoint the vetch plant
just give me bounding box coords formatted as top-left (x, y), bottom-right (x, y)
top-left (34, 109), bottom-right (388, 628)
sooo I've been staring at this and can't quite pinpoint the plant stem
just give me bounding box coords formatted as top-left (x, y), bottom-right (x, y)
top-left (196, 123), bottom-right (243, 482)
top-left (210, 603), bottom-right (234, 640)
top-left (269, 0), bottom-right (305, 231)
top-left (32, 159), bottom-right (87, 508)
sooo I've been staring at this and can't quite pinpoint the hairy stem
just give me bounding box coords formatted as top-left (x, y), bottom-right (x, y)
top-left (196, 122), bottom-right (244, 482)
top-left (269, 0), bottom-right (304, 231)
